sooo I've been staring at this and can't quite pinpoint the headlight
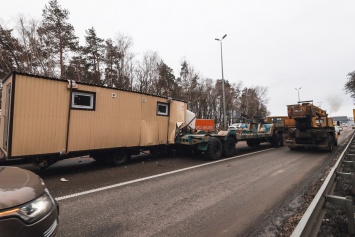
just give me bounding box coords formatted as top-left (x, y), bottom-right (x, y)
top-left (0, 191), bottom-right (54, 224)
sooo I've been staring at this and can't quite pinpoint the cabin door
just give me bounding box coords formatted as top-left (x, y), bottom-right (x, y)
top-left (3, 83), bottom-right (11, 151)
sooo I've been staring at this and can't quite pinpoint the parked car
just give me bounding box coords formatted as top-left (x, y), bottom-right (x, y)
top-left (228, 123), bottom-right (248, 130)
top-left (0, 166), bottom-right (59, 237)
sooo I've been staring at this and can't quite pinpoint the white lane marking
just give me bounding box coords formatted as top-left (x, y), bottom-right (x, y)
top-left (271, 169), bottom-right (285, 176)
top-left (55, 148), bottom-right (275, 201)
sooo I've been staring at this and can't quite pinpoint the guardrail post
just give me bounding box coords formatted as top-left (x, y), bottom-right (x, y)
top-left (342, 160), bottom-right (355, 170)
top-left (337, 172), bottom-right (355, 195)
top-left (325, 195), bottom-right (355, 235)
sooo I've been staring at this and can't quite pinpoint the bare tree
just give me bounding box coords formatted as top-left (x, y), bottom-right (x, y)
top-left (134, 51), bottom-right (160, 94)
top-left (114, 33), bottom-right (134, 89)
top-left (240, 86), bottom-right (269, 118)
top-left (0, 24), bottom-right (22, 74)
top-left (345, 71), bottom-right (355, 98)
top-left (15, 15), bottom-right (57, 76)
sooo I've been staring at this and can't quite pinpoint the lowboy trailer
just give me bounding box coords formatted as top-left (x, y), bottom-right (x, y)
top-left (0, 72), bottom-right (285, 168)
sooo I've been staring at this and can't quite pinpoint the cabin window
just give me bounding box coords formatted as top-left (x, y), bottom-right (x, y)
top-left (316, 119), bottom-right (324, 125)
top-left (71, 91), bottom-right (95, 110)
top-left (157, 102), bottom-right (169, 116)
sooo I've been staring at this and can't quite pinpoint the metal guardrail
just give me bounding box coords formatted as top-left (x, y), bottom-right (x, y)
top-left (291, 132), bottom-right (355, 237)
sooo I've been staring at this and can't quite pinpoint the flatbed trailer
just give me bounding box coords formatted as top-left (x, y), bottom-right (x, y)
top-left (176, 117), bottom-right (285, 160)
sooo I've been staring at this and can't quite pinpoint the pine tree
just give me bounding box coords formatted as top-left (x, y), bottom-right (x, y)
top-left (83, 27), bottom-right (104, 85)
top-left (40, 0), bottom-right (78, 78)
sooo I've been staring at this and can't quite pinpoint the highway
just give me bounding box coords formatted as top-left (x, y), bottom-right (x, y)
top-left (10, 127), bottom-right (354, 237)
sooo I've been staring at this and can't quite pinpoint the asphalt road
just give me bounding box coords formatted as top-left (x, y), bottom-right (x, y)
top-left (9, 127), bottom-right (354, 237)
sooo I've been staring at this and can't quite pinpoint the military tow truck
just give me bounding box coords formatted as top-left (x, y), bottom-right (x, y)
top-left (283, 101), bottom-right (338, 152)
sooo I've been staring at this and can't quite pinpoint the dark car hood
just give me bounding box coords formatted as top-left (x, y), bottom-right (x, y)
top-left (0, 166), bottom-right (45, 209)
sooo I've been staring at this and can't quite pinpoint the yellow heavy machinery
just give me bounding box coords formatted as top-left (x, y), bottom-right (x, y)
top-left (283, 100), bottom-right (338, 152)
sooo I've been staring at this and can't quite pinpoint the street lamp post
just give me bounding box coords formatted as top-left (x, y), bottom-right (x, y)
top-left (215, 34), bottom-right (227, 129)
top-left (295, 87), bottom-right (302, 102)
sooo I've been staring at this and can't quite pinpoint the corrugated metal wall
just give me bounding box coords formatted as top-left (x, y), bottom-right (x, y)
top-left (4, 73), bottom-right (187, 157)
top-left (11, 75), bottom-right (68, 156)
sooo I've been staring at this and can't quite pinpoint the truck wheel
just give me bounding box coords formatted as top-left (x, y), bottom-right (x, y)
top-left (280, 136), bottom-right (284, 147)
top-left (327, 136), bottom-right (334, 152)
top-left (111, 150), bottom-right (131, 166)
top-left (203, 137), bottom-right (222, 160)
top-left (271, 134), bottom-right (282, 148)
top-left (222, 136), bottom-right (236, 157)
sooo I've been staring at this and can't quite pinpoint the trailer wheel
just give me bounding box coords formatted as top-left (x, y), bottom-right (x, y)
top-left (222, 136), bottom-right (236, 157)
top-left (203, 137), bottom-right (222, 160)
top-left (111, 150), bottom-right (131, 166)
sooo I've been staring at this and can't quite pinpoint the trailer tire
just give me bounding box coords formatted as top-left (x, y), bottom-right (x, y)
top-left (222, 136), bottom-right (236, 157)
top-left (203, 137), bottom-right (222, 160)
top-left (111, 150), bottom-right (131, 166)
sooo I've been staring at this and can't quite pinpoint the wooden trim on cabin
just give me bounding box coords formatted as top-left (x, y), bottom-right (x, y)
top-left (7, 73), bottom-right (16, 158)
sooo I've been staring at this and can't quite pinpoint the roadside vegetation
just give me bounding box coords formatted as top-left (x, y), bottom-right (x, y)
top-left (0, 0), bottom-right (269, 125)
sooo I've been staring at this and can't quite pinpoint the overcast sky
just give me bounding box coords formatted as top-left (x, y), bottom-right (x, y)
top-left (2, 0), bottom-right (355, 118)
